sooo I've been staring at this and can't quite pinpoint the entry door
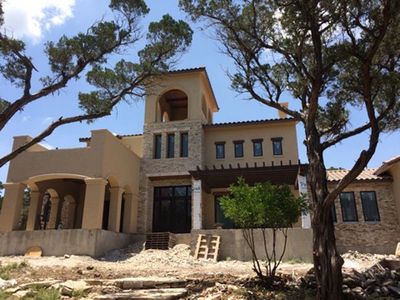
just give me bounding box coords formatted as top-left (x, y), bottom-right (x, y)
top-left (153, 186), bottom-right (192, 233)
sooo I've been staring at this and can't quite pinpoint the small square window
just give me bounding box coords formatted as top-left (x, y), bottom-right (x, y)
top-left (215, 142), bottom-right (225, 159)
top-left (361, 191), bottom-right (380, 222)
top-left (252, 139), bottom-right (263, 157)
top-left (234, 141), bottom-right (244, 158)
top-left (271, 137), bottom-right (283, 155)
top-left (340, 192), bottom-right (358, 222)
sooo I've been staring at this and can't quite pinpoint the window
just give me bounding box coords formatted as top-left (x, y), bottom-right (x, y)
top-left (180, 133), bottom-right (189, 157)
top-left (233, 140), bottom-right (244, 158)
top-left (214, 195), bottom-right (234, 229)
top-left (361, 191), bottom-right (380, 222)
top-left (340, 192), bottom-right (358, 222)
top-left (167, 133), bottom-right (175, 158)
top-left (271, 137), bottom-right (283, 155)
top-left (215, 142), bottom-right (225, 159)
top-left (154, 134), bottom-right (162, 159)
top-left (252, 139), bottom-right (263, 157)
top-left (331, 204), bottom-right (337, 223)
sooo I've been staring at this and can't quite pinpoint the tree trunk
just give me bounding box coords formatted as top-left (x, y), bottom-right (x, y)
top-left (306, 125), bottom-right (344, 299)
top-left (312, 199), bottom-right (344, 299)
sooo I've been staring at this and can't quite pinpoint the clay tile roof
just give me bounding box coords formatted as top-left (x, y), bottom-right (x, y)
top-left (79, 133), bottom-right (142, 142)
top-left (203, 117), bottom-right (296, 128)
top-left (327, 168), bottom-right (391, 182)
top-left (374, 155), bottom-right (400, 175)
top-left (167, 67), bottom-right (206, 74)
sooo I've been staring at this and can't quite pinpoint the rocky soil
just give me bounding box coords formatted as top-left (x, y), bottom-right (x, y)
top-left (0, 244), bottom-right (398, 299)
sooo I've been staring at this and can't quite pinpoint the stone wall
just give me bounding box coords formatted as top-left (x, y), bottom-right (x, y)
top-left (333, 182), bottom-right (400, 254)
top-left (138, 120), bottom-right (204, 232)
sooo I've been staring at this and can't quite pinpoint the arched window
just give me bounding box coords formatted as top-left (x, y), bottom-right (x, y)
top-left (158, 90), bottom-right (188, 122)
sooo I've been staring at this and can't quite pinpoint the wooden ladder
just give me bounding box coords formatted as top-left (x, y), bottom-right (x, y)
top-left (194, 234), bottom-right (221, 261)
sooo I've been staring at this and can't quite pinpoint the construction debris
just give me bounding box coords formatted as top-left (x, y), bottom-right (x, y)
top-left (194, 234), bottom-right (220, 261)
top-left (302, 259), bottom-right (400, 298)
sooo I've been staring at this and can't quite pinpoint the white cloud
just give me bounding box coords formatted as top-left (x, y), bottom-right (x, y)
top-left (21, 115), bottom-right (30, 122)
top-left (42, 116), bottom-right (54, 125)
top-left (3, 0), bottom-right (76, 42)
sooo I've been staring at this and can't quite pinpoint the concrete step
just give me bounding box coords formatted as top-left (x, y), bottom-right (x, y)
top-left (93, 288), bottom-right (188, 300)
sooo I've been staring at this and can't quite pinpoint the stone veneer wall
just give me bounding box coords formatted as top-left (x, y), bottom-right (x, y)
top-left (138, 120), bottom-right (205, 232)
top-left (332, 182), bottom-right (400, 254)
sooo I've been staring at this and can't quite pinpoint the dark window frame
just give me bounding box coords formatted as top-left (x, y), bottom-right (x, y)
top-left (233, 140), bottom-right (244, 158)
top-left (214, 194), bottom-right (235, 229)
top-left (340, 192), bottom-right (358, 222)
top-left (180, 132), bottom-right (189, 158)
top-left (360, 191), bottom-right (380, 222)
top-left (215, 142), bottom-right (225, 159)
top-left (252, 139), bottom-right (263, 157)
top-left (271, 137), bottom-right (283, 155)
top-left (166, 133), bottom-right (175, 158)
top-left (153, 134), bottom-right (162, 159)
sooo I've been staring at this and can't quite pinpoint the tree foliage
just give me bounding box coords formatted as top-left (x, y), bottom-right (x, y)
top-left (219, 177), bottom-right (306, 284)
top-left (0, 0), bottom-right (193, 168)
top-left (180, 0), bottom-right (400, 298)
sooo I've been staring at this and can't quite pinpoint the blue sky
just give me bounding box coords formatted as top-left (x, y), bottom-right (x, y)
top-left (1, 0), bottom-right (399, 184)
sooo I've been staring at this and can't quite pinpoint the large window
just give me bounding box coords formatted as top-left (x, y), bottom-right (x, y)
top-left (252, 139), bottom-right (263, 157)
top-left (340, 192), bottom-right (358, 222)
top-left (180, 132), bottom-right (189, 157)
top-left (214, 195), bottom-right (234, 229)
top-left (215, 142), bottom-right (225, 159)
top-left (167, 133), bottom-right (175, 158)
top-left (234, 140), bottom-right (244, 158)
top-left (331, 204), bottom-right (337, 223)
top-left (271, 137), bottom-right (283, 155)
top-left (154, 134), bottom-right (162, 159)
top-left (361, 191), bottom-right (380, 222)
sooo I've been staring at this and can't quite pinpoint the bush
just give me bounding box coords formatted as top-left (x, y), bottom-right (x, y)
top-left (220, 177), bottom-right (307, 284)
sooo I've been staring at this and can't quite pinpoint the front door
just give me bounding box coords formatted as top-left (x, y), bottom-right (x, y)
top-left (153, 186), bottom-right (192, 233)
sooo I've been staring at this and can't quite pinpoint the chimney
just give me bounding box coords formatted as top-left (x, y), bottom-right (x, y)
top-left (278, 102), bottom-right (289, 119)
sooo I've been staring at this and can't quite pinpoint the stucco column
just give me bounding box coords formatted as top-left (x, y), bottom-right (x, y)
top-left (26, 191), bottom-right (40, 231)
top-left (82, 178), bottom-right (107, 229)
top-left (47, 197), bottom-right (60, 229)
top-left (123, 193), bottom-right (138, 233)
top-left (192, 179), bottom-right (203, 230)
top-left (298, 175), bottom-right (311, 229)
top-left (0, 183), bottom-right (25, 232)
top-left (108, 187), bottom-right (124, 232)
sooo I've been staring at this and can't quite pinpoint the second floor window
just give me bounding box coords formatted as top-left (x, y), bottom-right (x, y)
top-left (234, 140), bottom-right (244, 158)
top-left (361, 191), bottom-right (380, 222)
top-left (252, 139), bottom-right (263, 157)
top-left (154, 134), bottom-right (162, 159)
top-left (271, 137), bottom-right (283, 155)
top-left (340, 192), bottom-right (358, 222)
top-left (215, 142), bottom-right (225, 159)
top-left (167, 133), bottom-right (175, 158)
top-left (180, 132), bottom-right (189, 157)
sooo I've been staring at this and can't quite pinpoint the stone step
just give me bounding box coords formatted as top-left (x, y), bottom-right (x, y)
top-left (93, 288), bottom-right (188, 300)
top-left (112, 277), bottom-right (186, 290)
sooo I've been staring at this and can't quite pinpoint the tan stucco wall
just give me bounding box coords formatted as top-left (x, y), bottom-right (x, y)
top-left (119, 135), bottom-right (144, 158)
top-left (332, 182), bottom-right (400, 254)
top-left (204, 121), bottom-right (299, 168)
top-left (144, 72), bottom-right (217, 125)
top-left (7, 130), bottom-right (140, 194)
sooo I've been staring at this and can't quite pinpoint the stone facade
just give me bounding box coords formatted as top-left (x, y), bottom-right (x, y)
top-left (138, 120), bottom-right (205, 232)
top-left (332, 182), bottom-right (400, 254)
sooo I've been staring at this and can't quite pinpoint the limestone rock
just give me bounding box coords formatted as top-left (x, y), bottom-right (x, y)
top-left (94, 288), bottom-right (188, 300)
top-left (113, 277), bottom-right (186, 290)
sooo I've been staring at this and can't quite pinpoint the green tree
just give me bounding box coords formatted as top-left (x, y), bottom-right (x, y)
top-left (180, 1), bottom-right (400, 298)
top-left (219, 177), bottom-right (306, 285)
top-left (0, 0), bottom-right (192, 168)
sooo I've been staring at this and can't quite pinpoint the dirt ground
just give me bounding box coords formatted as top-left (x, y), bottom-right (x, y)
top-left (0, 244), bottom-right (398, 299)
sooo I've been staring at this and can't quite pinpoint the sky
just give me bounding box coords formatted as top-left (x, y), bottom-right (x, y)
top-left (0, 0), bottom-right (399, 184)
